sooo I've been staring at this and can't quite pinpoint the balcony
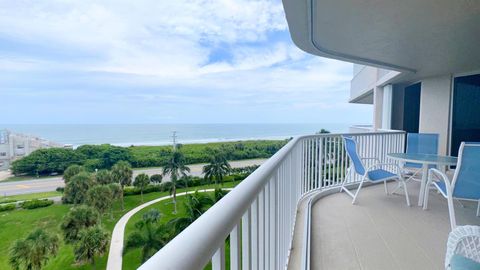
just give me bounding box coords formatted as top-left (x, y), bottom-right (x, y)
top-left (138, 131), bottom-right (480, 270)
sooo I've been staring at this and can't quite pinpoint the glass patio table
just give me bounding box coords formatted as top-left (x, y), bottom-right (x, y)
top-left (387, 153), bottom-right (458, 206)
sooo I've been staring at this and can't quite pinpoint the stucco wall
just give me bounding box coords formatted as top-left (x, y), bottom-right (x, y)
top-left (419, 76), bottom-right (452, 155)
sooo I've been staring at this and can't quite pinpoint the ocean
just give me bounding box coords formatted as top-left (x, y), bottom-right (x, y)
top-left (1, 123), bottom-right (352, 147)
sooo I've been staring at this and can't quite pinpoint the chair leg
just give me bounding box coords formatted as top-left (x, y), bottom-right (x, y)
top-left (477, 200), bottom-right (480, 217)
top-left (423, 175), bottom-right (433, 210)
top-left (384, 180), bottom-right (389, 195)
top-left (352, 177), bottom-right (366, 205)
top-left (402, 181), bottom-right (410, 206)
top-left (340, 167), bottom-right (351, 193)
top-left (447, 195), bottom-right (457, 230)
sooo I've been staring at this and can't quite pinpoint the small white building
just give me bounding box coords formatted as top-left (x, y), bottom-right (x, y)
top-left (0, 130), bottom-right (64, 170)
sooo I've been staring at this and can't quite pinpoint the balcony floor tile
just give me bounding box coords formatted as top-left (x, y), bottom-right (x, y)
top-left (310, 181), bottom-right (480, 270)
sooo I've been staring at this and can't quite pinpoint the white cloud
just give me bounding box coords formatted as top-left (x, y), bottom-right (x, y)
top-left (0, 0), bottom-right (371, 124)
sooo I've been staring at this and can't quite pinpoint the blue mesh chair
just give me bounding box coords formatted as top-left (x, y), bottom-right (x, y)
top-left (341, 136), bottom-right (410, 206)
top-left (404, 133), bottom-right (439, 177)
top-left (424, 142), bottom-right (480, 229)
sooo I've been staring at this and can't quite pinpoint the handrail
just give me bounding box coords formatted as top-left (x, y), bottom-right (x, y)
top-left (139, 131), bottom-right (406, 270)
top-left (139, 136), bottom-right (302, 270)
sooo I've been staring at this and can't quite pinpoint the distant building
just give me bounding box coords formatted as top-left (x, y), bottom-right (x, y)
top-left (0, 130), bottom-right (66, 171)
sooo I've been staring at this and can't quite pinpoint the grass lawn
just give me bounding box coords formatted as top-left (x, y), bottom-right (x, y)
top-left (0, 191), bottom-right (62, 203)
top-left (0, 182), bottom-right (240, 270)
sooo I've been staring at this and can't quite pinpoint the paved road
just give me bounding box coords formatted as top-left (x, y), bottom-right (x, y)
top-left (0, 159), bottom-right (265, 196)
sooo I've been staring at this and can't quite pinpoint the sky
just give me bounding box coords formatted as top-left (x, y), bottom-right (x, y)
top-left (0, 0), bottom-right (372, 124)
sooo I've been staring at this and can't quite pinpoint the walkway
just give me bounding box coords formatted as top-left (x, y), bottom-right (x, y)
top-left (106, 188), bottom-right (232, 270)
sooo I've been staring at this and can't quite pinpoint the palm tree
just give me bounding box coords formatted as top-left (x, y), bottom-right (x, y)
top-left (133, 173), bottom-right (151, 202)
top-left (203, 153), bottom-right (231, 186)
top-left (9, 229), bottom-right (59, 270)
top-left (111, 161), bottom-right (133, 210)
top-left (162, 151), bottom-right (190, 213)
top-left (169, 191), bottom-right (214, 234)
top-left (60, 205), bottom-right (100, 244)
top-left (74, 226), bottom-right (109, 270)
top-left (124, 209), bottom-right (170, 262)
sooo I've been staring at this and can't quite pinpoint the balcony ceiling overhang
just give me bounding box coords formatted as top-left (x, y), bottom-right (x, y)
top-left (282, 0), bottom-right (480, 78)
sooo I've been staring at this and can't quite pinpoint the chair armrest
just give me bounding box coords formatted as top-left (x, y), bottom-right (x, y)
top-left (428, 168), bottom-right (453, 196)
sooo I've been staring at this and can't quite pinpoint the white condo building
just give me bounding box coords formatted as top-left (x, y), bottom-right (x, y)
top-left (0, 130), bottom-right (64, 170)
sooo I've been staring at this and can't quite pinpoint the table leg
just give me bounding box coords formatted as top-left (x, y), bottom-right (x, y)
top-left (418, 164), bottom-right (428, 206)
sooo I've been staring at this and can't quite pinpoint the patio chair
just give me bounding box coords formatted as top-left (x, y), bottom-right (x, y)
top-left (423, 142), bottom-right (480, 229)
top-left (403, 133), bottom-right (439, 180)
top-left (340, 136), bottom-right (410, 206)
top-left (445, 225), bottom-right (480, 269)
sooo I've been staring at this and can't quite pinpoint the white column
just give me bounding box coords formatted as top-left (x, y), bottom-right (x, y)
top-left (419, 75), bottom-right (452, 155)
top-left (373, 86), bottom-right (384, 130)
top-left (382, 84), bottom-right (393, 129)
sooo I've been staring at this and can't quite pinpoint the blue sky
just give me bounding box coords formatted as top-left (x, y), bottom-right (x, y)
top-left (0, 0), bottom-right (371, 124)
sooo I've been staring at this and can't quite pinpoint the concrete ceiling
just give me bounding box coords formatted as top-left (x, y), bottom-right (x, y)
top-left (282, 0), bottom-right (480, 78)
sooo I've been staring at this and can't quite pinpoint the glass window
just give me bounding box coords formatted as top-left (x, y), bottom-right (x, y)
top-left (452, 74), bottom-right (480, 156)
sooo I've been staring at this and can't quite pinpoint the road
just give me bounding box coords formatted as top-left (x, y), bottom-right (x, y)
top-left (0, 159), bottom-right (265, 196)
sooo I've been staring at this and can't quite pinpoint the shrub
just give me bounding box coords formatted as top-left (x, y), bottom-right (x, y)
top-left (0, 203), bottom-right (16, 212)
top-left (0, 199), bottom-right (18, 204)
top-left (150, 174), bottom-right (163, 184)
top-left (56, 187), bottom-right (65, 193)
top-left (20, 199), bottom-right (54, 209)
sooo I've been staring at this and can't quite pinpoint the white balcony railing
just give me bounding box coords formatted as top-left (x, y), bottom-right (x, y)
top-left (139, 131), bottom-right (406, 270)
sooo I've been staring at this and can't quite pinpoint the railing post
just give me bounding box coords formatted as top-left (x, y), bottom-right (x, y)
top-left (230, 224), bottom-right (241, 270)
top-left (212, 245), bottom-right (225, 270)
top-left (259, 190), bottom-right (265, 269)
top-left (269, 176), bottom-right (277, 269)
top-left (251, 198), bottom-right (259, 270)
top-left (242, 209), bottom-right (251, 270)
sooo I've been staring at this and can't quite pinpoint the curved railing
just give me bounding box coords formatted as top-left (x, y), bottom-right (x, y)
top-left (139, 131), bottom-right (405, 270)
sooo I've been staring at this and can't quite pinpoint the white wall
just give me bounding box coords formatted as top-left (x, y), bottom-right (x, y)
top-left (419, 75), bottom-right (452, 155)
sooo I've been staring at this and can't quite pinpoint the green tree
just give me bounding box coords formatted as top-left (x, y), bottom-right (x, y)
top-left (133, 173), bottom-right (150, 202)
top-left (63, 165), bottom-right (86, 183)
top-left (74, 226), bottom-right (109, 270)
top-left (162, 151), bottom-right (190, 213)
top-left (107, 183), bottom-right (123, 211)
top-left (11, 148), bottom-right (86, 176)
top-left (60, 205), bottom-right (100, 244)
top-left (150, 174), bottom-right (163, 184)
top-left (111, 161), bottom-right (132, 210)
top-left (203, 153), bottom-right (231, 186)
top-left (169, 191), bottom-right (214, 233)
top-left (111, 161), bottom-right (133, 188)
top-left (101, 147), bottom-right (132, 168)
top-left (213, 188), bottom-right (228, 202)
top-left (124, 209), bottom-right (170, 262)
top-left (94, 169), bottom-right (113, 185)
top-left (9, 229), bottom-right (59, 270)
top-left (62, 172), bottom-right (96, 204)
top-left (316, 128), bottom-right (331, 134)
top-left (86, 185), bottom-right (113, 217)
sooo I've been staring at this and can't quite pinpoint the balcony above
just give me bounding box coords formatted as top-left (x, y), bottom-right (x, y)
top-left (282, 0), bottom-right (480, 79)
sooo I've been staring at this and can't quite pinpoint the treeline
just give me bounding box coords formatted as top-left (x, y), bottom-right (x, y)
top-left (11, 140), bottom-right (286, 176)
